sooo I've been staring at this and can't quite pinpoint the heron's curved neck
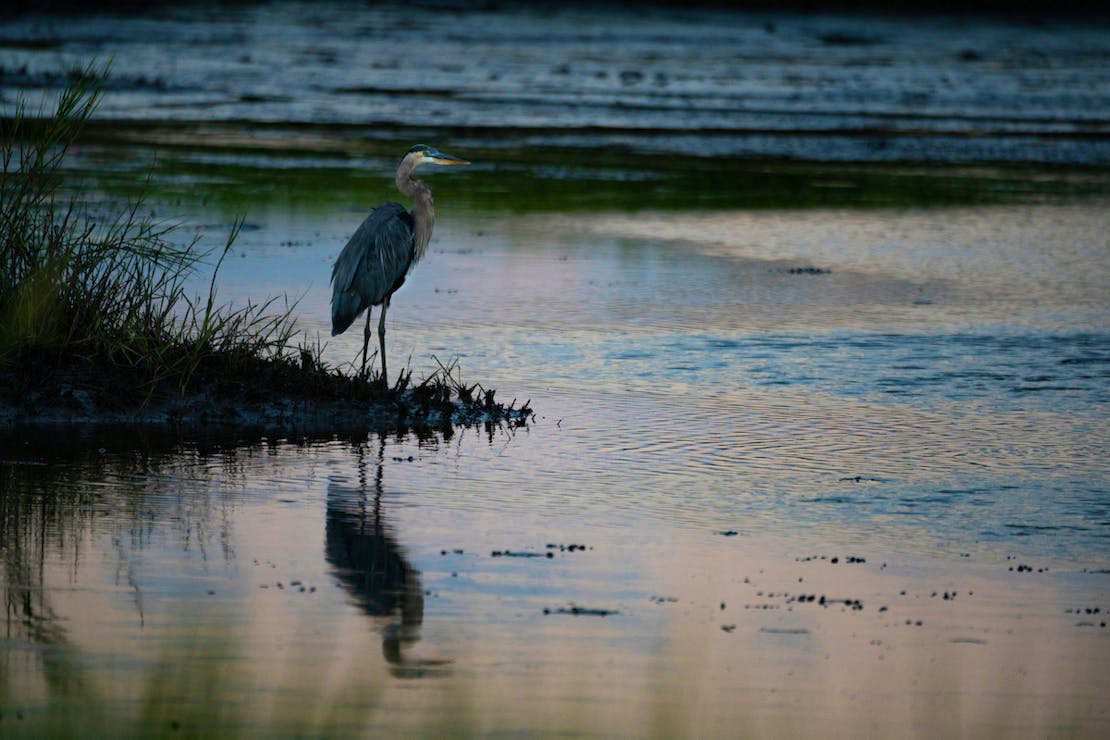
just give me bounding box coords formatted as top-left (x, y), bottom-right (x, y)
top-left (396, 160), bottom-right (434, 262)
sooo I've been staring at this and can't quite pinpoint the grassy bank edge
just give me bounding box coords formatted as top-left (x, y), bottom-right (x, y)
top-left (0, 66), bottom-right (529, 435)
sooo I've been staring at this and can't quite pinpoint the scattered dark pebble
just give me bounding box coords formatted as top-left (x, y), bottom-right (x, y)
top-left (544, 605), bottom-right (619, 617)
top-left (262, 581), bottom-right (315, 593)
top-left (491, 550), bottom-right (552, 559)
top-left (795, 555), bottom-right (864, 564)
top-left (721, 624), bottom-right (736, 633)
top-left (760, 627), bottom-right (809, 635)
top-left (817, 596), bottom-right (863, 611)
top-left (650, 595), bottom-right (678, 604)
top-left (717, 530), bottom-right (739, 537)
top-left (545, 543), bottom-right (589, 552)
top-left (785, 266), bottom-right (831, 275)
top-left (1010, 564), bottom-right (1042, 573)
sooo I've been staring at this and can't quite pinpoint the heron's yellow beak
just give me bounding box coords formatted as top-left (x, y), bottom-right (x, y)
top-left (425, 151), bottom-right (470, 166)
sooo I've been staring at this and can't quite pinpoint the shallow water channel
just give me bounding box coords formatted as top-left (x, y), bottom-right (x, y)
top-left (2, 3), bottom-right (1110, 737)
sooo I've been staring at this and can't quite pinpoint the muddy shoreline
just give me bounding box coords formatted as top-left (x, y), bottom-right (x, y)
top-left (0, 356), bottom-right (531, 438)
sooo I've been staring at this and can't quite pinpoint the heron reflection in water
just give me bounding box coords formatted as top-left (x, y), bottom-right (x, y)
top-left (325, 437), bottom-right (450, 677)
top-left (330, 145), bottom-right (470, 382)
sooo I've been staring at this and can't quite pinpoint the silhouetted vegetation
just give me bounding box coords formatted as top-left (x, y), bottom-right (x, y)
top-left (0, 65), bottom-right (529, 432)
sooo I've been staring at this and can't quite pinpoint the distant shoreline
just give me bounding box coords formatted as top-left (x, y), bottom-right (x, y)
top-left (3, 1), bottom-right (1108, 19)
top-left (3, 5), bottom-right (1106, 166)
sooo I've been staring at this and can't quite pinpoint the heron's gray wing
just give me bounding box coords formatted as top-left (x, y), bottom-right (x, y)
top-left (330, 202), bottom-right (415, 336)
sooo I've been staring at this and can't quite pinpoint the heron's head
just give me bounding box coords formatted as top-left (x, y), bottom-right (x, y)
top-left (406, 144), bottom-right (470, 168)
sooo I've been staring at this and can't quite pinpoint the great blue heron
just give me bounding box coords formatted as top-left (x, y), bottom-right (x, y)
top-left (330, 144), bottom-right (469, 382)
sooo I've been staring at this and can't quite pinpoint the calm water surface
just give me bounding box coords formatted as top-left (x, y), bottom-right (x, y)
top-left (3, 198), bottom-right (1108, 736)
top-left (2, 2), bottom-right (1109, 737)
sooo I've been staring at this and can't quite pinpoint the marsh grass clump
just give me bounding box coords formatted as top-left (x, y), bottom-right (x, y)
top-left (1, 65), bottom-right (301, 408)
top-left (416, 356), bottom-right (531, 431)
top-left (0, 65), bottom-right (528, 432)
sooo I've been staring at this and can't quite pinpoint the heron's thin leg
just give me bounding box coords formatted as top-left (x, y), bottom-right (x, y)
top-left (378, 296), bottom-right (390, 386)
top-left (361, 308), bottom-right (374, 380)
